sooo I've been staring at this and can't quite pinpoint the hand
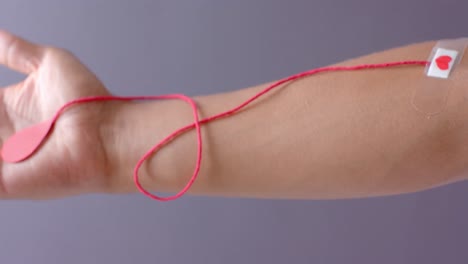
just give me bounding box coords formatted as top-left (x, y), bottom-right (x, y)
top-left (0, 30), bottom-right (115, 199)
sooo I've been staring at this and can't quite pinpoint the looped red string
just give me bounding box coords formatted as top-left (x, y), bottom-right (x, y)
top-left (48, 94), bottom-right (202, 201)
top-left (1, 60), bottom-right (430, 201)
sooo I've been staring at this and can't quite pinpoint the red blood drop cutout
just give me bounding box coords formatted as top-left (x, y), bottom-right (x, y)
top-left (1, 119), bottom-right (54, 163)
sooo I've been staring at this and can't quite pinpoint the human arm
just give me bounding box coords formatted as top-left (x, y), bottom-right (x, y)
top-left (105, 41), bottom-right (468, 199)
top-left (1, 29), bottom-right (467, 200)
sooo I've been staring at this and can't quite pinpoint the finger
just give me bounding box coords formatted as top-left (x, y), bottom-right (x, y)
top-left (0, 29), bottom-right (45, 74)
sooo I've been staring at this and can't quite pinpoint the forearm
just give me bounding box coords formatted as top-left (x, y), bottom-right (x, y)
top-left (106, 41), bottom-right (468, 199)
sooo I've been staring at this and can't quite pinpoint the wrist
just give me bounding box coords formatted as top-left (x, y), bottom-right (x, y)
top-left (101, 99), bottom-right (195, 195)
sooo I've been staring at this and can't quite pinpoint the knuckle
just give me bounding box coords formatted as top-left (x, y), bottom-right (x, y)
top-left (47, 46), bottom-right (74, 57)
top-left (44, 46), bottom-right (77, 63)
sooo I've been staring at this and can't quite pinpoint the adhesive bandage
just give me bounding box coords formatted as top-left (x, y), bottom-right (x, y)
top-left (412, 38), bottom-right (468, 115)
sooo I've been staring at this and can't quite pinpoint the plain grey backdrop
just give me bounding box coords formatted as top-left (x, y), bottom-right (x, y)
top-left (0, 1), bottom-right (467, 263)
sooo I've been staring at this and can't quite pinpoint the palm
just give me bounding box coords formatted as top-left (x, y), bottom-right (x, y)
top-left (0, 31), bottom-right (112, 198)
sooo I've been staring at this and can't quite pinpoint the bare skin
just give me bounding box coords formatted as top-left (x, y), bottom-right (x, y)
top-left (0, 29), bottom-right (466, 200)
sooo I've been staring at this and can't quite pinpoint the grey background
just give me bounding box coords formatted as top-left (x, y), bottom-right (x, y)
top-left (0, 0), bottom-right (467, 263)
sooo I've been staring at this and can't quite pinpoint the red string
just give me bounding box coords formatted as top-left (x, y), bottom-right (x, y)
top-left (51, 60), bottom-right (429, 201)
top-left (51, 94), bottom-right (202, 201)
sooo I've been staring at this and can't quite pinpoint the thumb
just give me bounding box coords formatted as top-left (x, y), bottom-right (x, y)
top-left (0, 30), bottom-right (45, 74)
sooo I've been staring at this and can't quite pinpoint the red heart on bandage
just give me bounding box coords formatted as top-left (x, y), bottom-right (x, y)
top-left (435, 55), bottom-right (452, 70)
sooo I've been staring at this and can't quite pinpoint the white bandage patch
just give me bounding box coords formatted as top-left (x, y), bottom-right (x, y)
top-left (425, 38), bottom-right (467, 79)
top-left (412, 38), bottom-right (468, 116)
top-left (426, 48), bottom-right (458, 79)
